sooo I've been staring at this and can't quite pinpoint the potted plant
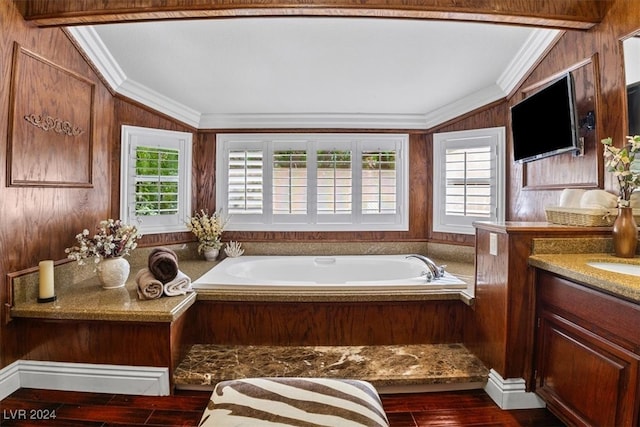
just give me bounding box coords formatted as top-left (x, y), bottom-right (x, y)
top-left (601, 136), bottom-right (640, 257)
top-left (65, 219), bottom-right (142, 288)
top-left (186, 209), bottom-right (227, 260)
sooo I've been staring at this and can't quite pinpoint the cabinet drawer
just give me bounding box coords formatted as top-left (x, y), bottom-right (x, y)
top-left (537, 270), bottom-right (640, 351)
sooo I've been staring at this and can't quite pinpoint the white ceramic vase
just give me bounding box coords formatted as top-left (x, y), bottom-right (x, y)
top-left (96, 257), bottom-right (130, 289)
top-left (203, 247), bottom-right (220, 261)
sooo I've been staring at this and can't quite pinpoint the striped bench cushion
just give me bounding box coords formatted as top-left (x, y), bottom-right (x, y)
top-left (198, 377), bottom-right (389, 427)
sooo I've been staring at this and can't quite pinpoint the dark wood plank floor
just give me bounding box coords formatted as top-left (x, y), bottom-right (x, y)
top-left (0, 388), bottom-right (564, 426)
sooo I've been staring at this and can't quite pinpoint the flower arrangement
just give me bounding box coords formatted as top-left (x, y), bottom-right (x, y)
top-left (602, 136), bottom-right (640, 207)
top-left (65, 219), bottom-right (142, 264)
top-left (186, 209), bottom-right (227, 253)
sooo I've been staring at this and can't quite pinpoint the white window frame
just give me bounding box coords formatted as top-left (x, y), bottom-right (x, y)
top-left (216, 133), bottom-right (409, 231)
top-left (120, 125), bottom-right (192, 234)
top-left (432, 127), bottom-right (505, 235)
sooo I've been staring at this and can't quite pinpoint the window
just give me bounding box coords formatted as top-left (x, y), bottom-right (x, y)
top-left (120, 125), bottom-right (192, 234)
top-left (432, 127), bottom-right (505, 235)
top-left (217, 133), bottom-right (408, 231)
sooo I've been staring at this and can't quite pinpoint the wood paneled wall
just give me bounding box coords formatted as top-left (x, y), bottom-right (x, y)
top-left (186, 299), bottom-right (465, 346)
top-left (0, 0), bottom-right (114, 367)
top-left (507, 0), bottom-right (640, 221)
top-left (3, 0), bottom-right (640, 371)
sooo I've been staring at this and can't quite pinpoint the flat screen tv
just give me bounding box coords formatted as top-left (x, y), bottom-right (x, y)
top-left (511, 73), bottom-right (579, 163)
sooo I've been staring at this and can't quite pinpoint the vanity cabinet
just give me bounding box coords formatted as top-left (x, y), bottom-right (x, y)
top-left (468, 222), bottom-right (611, 388)
top-left (535, 270), bottom-right (640, 427)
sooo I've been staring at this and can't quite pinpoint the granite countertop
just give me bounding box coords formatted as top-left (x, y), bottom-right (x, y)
top-left (10, 242), bottom-right (477, 322)
top-left (529, 253), bottom-right (640, 303)
top-left (10, 259), bottom-right (215, 322)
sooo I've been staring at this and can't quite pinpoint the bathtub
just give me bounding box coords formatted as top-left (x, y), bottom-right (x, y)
top-left (192, 254), bottom-right (467, 291)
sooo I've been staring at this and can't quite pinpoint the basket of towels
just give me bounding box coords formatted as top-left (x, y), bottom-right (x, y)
top-left (135, 247), bottom-right (192, 300)
top-left (545, 189), bottom-right (640, 226)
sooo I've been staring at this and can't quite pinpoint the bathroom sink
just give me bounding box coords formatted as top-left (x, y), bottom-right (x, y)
top-left (587, 261), bottom-right (640, 277)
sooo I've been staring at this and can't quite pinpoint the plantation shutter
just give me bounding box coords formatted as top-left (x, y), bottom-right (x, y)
top-left (361, 149), bottom-right (397, 215)
top-left (120, 125), bottom-right (192, 234)
top-left (227, 149), bottom-right (264, 215)
top-left (444, 146), bottom-right (493, 218)
top-left (272, 149), bottom-right (307, 215)
top-left (433, 127), bottom-right (505, 235)
top-left (316, 146), bottom-right (354, 224)
top-left (216, 134), bottom-right (409, 231)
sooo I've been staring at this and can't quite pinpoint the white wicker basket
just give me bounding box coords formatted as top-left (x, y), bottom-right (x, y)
top-left (544, 206), bottom-right (617, 227)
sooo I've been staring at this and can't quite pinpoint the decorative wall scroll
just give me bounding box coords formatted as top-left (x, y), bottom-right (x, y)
top-left (7, 43), bottom-right (95, 187)
top-left (23, 113), bottom-right (85, 137)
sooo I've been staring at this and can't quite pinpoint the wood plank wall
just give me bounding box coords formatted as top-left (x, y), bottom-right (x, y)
top-left (186, 299), bottom-right (465, 346)
top-left (507, 1), bottom-right (640, 221)
top-left (2, 0), bottom-right (640, 370)
top-left (0, 0), bottom-right (114, 367)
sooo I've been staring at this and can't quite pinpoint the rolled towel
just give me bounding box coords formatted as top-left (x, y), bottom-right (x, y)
top-left (579, 189), bottom-right (618, 209)
top-left (148, 247), bottom-right (179, 283)
top-left (558, 188), bottom-right (586, 208)
top-left (163, 270), bottom-right (192, 297)
top-left (135, 268), bottom-right (163, 300)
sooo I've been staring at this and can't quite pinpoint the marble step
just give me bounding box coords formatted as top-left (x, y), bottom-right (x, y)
top-left (174, 343), bottom-right (489, 394)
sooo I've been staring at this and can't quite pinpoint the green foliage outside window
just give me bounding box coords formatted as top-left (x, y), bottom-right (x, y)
top-left (135, 147), bottom-right (180, 216)
top-left (272, 150), bottom-right (395, 169)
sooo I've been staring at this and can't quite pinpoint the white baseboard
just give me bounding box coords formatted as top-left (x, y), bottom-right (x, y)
top-left (0, 362), bottom-right (22, 400)
top-left (0, 360), bottom-right (169, 400)
top-left (484, 369), bottom-right (546, 409)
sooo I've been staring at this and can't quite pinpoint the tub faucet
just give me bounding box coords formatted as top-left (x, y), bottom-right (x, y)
top-left (406, 254), bottom-right (446, 282)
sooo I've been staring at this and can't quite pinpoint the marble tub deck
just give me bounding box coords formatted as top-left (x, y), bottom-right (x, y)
top-left (174, 343), bottom-right (489, 394)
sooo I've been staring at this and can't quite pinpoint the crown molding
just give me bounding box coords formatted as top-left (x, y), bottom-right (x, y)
top-left (117, 79), bottom-right (202, 128)
top-left (424, 85), bottom-right (506, 129)
top-left (67, 26), bottom-right (202, 128)
top-left (66, 26), bottom-right (126, 91)
top-left (198, 112), bottom-right (427, 129)
top-left (497, 28), bottom-right (562, 94)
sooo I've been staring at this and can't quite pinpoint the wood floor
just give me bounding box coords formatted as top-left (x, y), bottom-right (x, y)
top-left (0, 388), bottom-right (564, 426)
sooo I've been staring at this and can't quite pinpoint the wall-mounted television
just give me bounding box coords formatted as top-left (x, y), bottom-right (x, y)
top-left (511, 73), bottom-right (580, 163)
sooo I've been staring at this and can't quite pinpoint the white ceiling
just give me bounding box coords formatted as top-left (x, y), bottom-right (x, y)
top-left (67, 18), bottom-right (559, 129)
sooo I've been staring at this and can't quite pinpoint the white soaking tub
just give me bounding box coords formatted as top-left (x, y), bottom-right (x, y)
top-left (192, 254), bottom-right (466, 291)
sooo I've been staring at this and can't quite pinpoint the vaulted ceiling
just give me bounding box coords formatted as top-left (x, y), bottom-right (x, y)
top-left (13, 0), bottom-right (613, 129)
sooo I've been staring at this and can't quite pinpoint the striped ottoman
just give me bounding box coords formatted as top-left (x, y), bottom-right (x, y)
top-left (198, 377), bottom-right (389, 427)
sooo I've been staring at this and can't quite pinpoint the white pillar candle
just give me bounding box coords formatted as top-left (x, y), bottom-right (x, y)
top-left (38, 260), bottom-right (55, 299)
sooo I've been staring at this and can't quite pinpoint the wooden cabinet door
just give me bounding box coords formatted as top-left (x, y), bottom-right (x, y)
top-left (536, 310), bottom-right (640, 427)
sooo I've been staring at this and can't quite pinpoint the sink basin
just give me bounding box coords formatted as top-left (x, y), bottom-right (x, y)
top-left (587, 262), bottom-right (640, 277)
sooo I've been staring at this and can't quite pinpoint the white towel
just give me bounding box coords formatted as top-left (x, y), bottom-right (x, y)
top-left (558, 188), bottom-right (586, 208)
top-left (135, 268), bottom-right (163, 300)
top-left (579, 189), bottom-right (618, 209)
top-left (163, 270), bottom-right (192, 296)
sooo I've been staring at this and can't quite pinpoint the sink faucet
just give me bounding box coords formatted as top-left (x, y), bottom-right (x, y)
top-left (406, 254), bottom-right (446, 282)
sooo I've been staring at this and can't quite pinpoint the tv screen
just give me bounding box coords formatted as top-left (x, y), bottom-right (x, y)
top-left (511, 73), bottom-right (579, 163)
